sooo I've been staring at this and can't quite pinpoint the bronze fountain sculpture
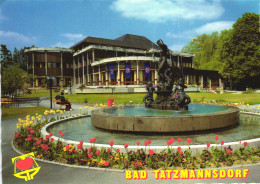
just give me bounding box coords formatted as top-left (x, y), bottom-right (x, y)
top-left (144, 39), bottom-right (191, 110)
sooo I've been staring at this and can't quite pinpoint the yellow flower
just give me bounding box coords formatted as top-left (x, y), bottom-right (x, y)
top-left (63, 147), bottom-right (67, 152)
top-left (78, 114), bottom-right (81, 116)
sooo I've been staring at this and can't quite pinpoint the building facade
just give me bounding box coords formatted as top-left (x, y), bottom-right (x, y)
top-left (25, 34), bottom-right (224, 90)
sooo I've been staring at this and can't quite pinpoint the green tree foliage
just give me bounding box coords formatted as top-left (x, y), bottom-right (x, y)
top-left (1, 64), bottom-right (32, 97)
top-left (13, 47), bottom-right (28, 71)
top-left (218, 12), bottom-right (260, 89)
top-left (0, 44), bottom-right (13, 68)
top-left (181, 32), bottom-right (220, 71)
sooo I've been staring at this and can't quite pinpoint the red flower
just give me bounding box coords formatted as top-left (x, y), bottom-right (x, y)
top-left (28, 127), bottom-right (31, 131)
top-left (77, 144), bottom-right (82, 149)
top-left (58, 130), bottom-right (62, 134)
top-left (206, 142), bottom-right (210, 147)
top-left (109, 141), bottom-right (114, 147)
top-left (88, 153), bottom-right (92, 157)
top-left (144, 141), bottom-right (148, 146)
top-left (50, 138), bottom-right (54, 142)
top-left (28, 134), bottom-right (32, 137)
top-left (104, 161), bottom-right (109, 167)
top-left (92, 137), bottom-right (97, 143)
top-left (180, 151), bottom-right (183, 155)
top-left (136, 141), bottom-right (140, 145)
top-left (124, 144), bottom-right (128, 149)
top-left (88, 148), bottom-right (92, 153)
top-left (60, 133), bottom-right (65, 137)
top-left (244, 142), bottom-right (248, 147)
top-left (27, 137), bottom-right (32, 141)
top-left (80, 140), bottom-right (83, 145)
top-left (147, 140), bottom-right (151, 144)
top-left (177, 138), bottom-right (181, 143)
top-left (30, 130), bottom-right (35, 134)
top-left (226, 148), bottom-right (231, 154)
top-left (149, 150), bottom-right (155, 156)
top-left (215, 136), bottom-right (219, 140)
top-left (35, 141), bottom-right (41, 145)
top-left (14, 133), bottom-right (20, 139)
top-left (90, 138), bottom-right (93, 143)
top-left (221, 140), bottom-right (224, 145)
top-left (177, 147), bottom-right (181, 152)
top-left (170, 138), bottom-right (175, 143)
top-left (45, 135), bottom-right (50, 139)
top-left (96, 150), bottom-right (100, 155)
top-left (49, 132), bottom-right (53, 136)
top-left (66, 145), bottom-right (70, 151)
top-left (107, 148), bottom-right (111, 153)
top-left (187, 138), bottom-right (191, 144)
top-left (167, 140), bottom-right (172, 145)
top-left (116, 149), bottom-right (120, 153)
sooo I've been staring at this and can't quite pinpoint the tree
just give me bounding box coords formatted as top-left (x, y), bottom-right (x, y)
top-left (13, 47), bottom-right (27, 71)
top-left (218, 12), bottom-right (260, 89)
top-left (1, 64), bottom-right (33, 97)
top-left (0, 44), bottom-right (13, 69)
top-left (181, 32), bottom-right (220, 71)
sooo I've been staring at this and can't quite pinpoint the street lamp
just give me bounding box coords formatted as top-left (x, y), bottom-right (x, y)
top-left (46, 76), bottom-right (55, 109)
top-left (69, 80), bottom-right (72, 95)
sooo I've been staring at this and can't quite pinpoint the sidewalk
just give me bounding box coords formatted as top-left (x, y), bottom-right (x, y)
top-left (1, 100), bottom-right (260, 183)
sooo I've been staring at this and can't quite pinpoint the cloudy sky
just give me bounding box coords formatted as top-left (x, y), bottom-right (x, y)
top-left (0, 0), bottom-right (258, 51)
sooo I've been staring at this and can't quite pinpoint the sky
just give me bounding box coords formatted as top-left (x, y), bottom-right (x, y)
top-left (0, 0), bottom-right (259, 52)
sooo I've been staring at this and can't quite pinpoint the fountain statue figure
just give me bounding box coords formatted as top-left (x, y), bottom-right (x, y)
top-left (144, 39), bottom-right (191, 110)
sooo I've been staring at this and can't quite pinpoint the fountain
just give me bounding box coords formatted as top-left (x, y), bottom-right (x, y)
top-left (91, 39), bottom-right (240, 133)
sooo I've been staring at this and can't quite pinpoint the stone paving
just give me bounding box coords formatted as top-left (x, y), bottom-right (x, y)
top-left (1, 98), bottom-right (260, 183)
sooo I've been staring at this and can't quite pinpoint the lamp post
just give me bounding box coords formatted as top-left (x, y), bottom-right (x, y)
top-left (69, 80), bottom-right (72, 95)
top-left (46, 76), bottom-right (55, 109)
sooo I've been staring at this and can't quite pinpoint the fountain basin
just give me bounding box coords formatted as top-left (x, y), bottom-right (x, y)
top-left (91, 104), bottom-right (240, 133)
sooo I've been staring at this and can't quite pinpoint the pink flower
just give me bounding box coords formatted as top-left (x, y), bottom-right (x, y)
top-left (77, 144), bottom-right (82, 149)
top-left (14, 133), bottom-right (20, 139)
top-left (60, 133), bottom-right (65, 137)
top-left (180, 151), bottom-right (183, 155)
top-left (50, 138), bottom-right (54, 142)
top-left (187, 138), bottom-right (191, 144)
top-left (27, 134), bottom-right (32, 138)
top-left (244, 142), bottom-right (248, 147)
top-left (80, 141), bottom-right (83, 145)
top-left (45, 135), bottom-right (50, 139)
top-left (177, 147), bottom-right (181, 152)
top-left (136, 141), bottom-right (140, 145)
top-left (58, 130), bottom-right (62, 134)
top-left (206, 142), bottom-right (210, 147)
top-left (109, 141), bottom-right (114, 147)
top-left (90, 138), bottom-right (93, 143)
top-left (28, 127), bottom-right (31, 131)
top-left (92, 138), bottom-right (97, 143)
top-left (88, 153), bottom-right (92, 157)
top-left (96, 150), bottom-right (100, 155)
top-left (215, 136), bottom-right (219, 140)
top-left (49, 132), bottom-right (53, 136)
top-left (124, 144), bottom-right (128, 149)
top-left (170, 138), bottom-right (175, 143)
top-left (88, 148), bottom-right (92, 153)
top-left (149, 150), bottom-right (155, 156)
top-left (177, 138), bottom-right (181, 143)
top-left (35, 141), bottom-right (41, 145)
top-left (226, 148), bottom-right (231, 154)
top-left (104, 161), bottom-right (109, 167)
top-left (66, 145), bottom-right (70, 151)
top-left (116, 149), bottom-right (120, 153)
top-left (27, 137), bottom-right (32, 141)
top-left (221, 140), bottom-right (224, 145)
top-left (107, 148), bottom-right (111, 153)
top-left (147, 140), bottom-right (151, 144)
top-left (30, 130), bottom-right (35, 134)
top-left (167, 140), bottom-right (172, 145)
top-left (144, 141), bottom-right (148, 146)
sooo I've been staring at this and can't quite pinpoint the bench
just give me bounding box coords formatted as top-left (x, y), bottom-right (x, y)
top-left (14, 97), bottom-right (40, 107)
top-left (53, 99), bottom-right (70, 110)
top-left (1, 98), bottom-right (14, 106)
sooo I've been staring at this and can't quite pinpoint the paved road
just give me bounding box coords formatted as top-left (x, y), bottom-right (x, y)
top-left (1, 99), bottom-right (260, 183)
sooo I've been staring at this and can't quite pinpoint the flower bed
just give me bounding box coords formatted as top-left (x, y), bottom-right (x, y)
top-left (13, 110), bottom-right (260, 170)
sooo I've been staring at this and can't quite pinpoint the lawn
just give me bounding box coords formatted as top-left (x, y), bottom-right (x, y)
top-left (1, 106), bottom-right (50, 119)
top-left (65, 92), bottom-right (260, 105)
